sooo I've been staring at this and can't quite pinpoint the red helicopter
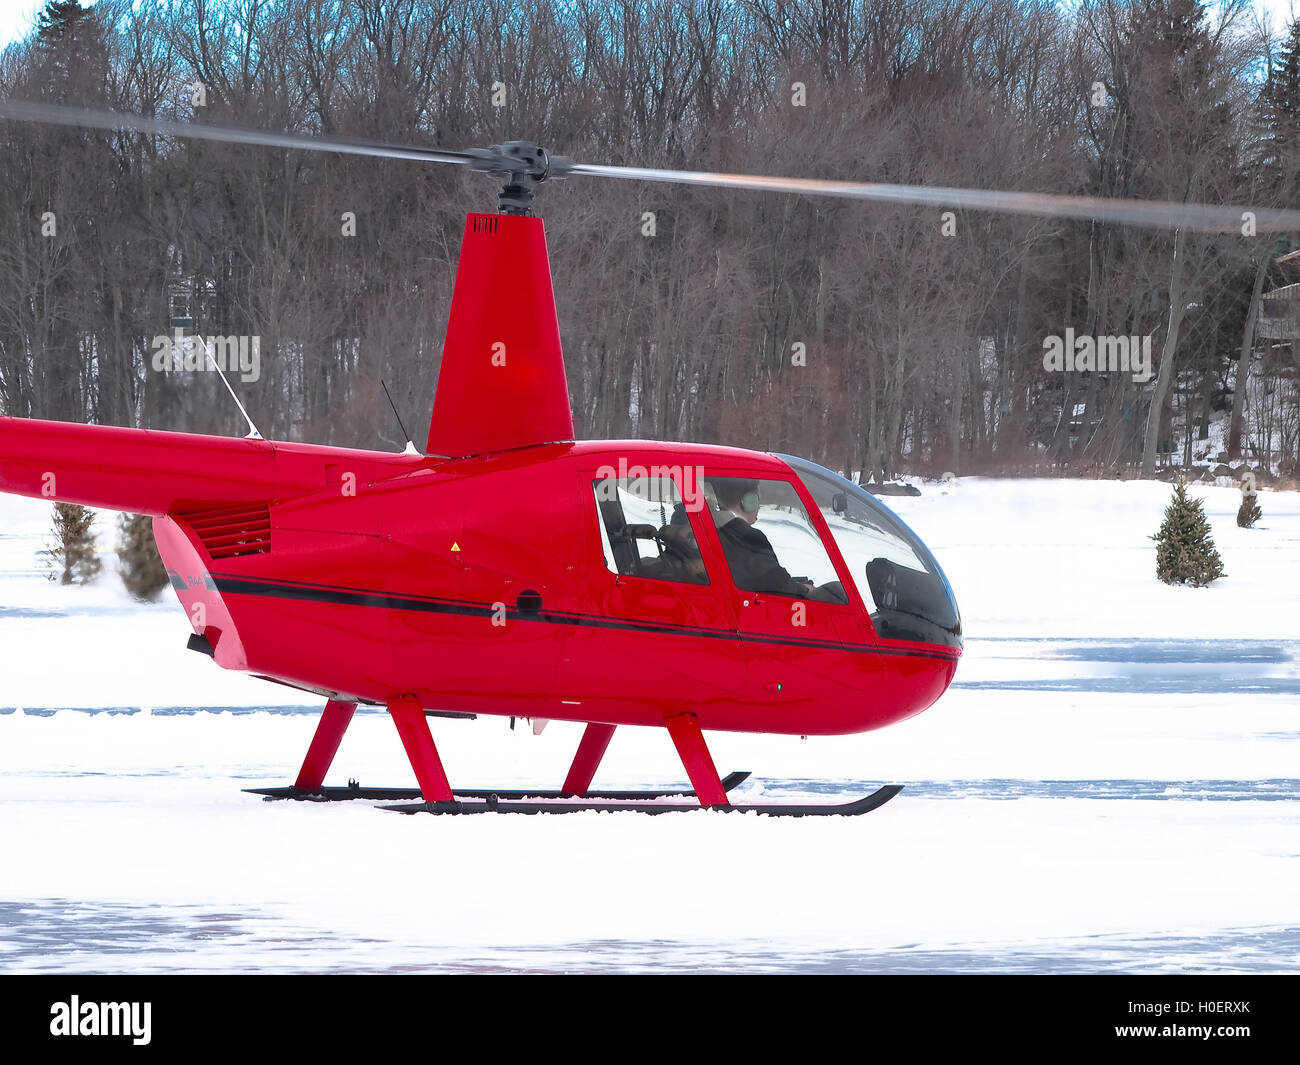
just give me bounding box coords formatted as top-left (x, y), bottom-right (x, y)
top-left (1, 101), bottom-right (1294, 815)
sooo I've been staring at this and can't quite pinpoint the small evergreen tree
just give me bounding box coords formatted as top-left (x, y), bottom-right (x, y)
top-left (1152, 483), bottom-right (1225, 586)
top-left (117, 513), bottom-right (169, 600)
top-left (1237, 478), bottom-right (1262, 528)
top-left (45, 502), bottom-right (102, 585)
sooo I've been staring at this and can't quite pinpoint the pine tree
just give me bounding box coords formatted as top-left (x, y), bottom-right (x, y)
top-left (116, 513), bottom-right (169, 600)
top-left (1152, 483), bottom-right (1225, 586)
top-left (33, 1), bottom-right (108, 102)
top-left (1274, 21), bottom-right (1300, 151)
top-left (35, 2), bottom-right (102, 69)
top-left (45, 502), bottom-right (102, 585)
top-left (1252, 18), bottom-right (1300, 202)
top-left (1237, 486), bottom-right (1262, 528)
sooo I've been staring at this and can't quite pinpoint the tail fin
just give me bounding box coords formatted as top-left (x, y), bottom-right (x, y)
top-left (426, 213), bottom-right (574, 458)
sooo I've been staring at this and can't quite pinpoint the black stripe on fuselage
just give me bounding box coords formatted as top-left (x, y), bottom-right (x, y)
top-left (209, 573), bottom-right (960, 663)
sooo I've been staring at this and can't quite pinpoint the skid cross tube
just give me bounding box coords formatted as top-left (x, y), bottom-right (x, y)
top-left (388, 694), bottom-right (454, 801)
top-left (664, 712), bottom-right (728, 807)
top-left (293, 699), bottom-right (358, 791)
top-left (562, 722), bottom-right (616, 796)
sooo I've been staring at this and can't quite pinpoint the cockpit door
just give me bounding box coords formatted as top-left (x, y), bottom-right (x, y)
top-left (697, 472), bottom-right (866, 703)
top-left (565, 461), bottom-right (745, 700)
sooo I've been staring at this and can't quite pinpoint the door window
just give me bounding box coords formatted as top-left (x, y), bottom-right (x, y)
top-left (592, 474), bottom-right (708, 585)
top-left (704, 476), bottom-right (848, 604)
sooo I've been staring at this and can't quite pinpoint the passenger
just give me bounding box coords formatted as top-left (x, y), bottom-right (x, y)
top-left (709, 478), bottom-right (815, 598)
top-left (656, 519), bottom-right (707, 584)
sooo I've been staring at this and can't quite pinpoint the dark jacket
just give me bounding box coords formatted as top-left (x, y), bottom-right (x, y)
top-left (716, 516), bottom-right (808, 597)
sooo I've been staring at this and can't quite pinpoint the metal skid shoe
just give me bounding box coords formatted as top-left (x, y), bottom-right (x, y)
top-left (381, 787), bottom-right (904, 816)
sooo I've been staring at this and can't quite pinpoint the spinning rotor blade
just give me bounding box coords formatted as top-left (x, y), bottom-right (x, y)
top-left (3, 98), bottom-right (1297, 231)
top-left (567, 162), bottom-right (1300, 233)
top-left (0, 98), bottom-right (478, 167)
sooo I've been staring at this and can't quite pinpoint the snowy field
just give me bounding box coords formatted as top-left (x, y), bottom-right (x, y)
top-left (1, 477), bottom-right (1298, 974)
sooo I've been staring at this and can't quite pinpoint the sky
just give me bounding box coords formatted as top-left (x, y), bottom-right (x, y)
top-left (0, 0), bottom-right (59, 49)
top-left (0, 0), bottom-right (1298, 51)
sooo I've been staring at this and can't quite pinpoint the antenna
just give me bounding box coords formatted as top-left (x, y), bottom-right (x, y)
top-left (381, 379), bottom-right (419, 454)
top-left (202, 342), bottom-right (262, 440)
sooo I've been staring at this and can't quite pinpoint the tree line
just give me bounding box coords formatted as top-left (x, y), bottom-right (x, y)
top-left (1, 0), bottom-right (1299, 481)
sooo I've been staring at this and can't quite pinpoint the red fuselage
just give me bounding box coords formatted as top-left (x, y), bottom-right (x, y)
top-left (146, 437), bottom-right (959, 736)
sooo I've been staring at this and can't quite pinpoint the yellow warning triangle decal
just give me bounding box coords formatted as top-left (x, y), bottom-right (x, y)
top-left (451, 542), bottom-right (461, 552)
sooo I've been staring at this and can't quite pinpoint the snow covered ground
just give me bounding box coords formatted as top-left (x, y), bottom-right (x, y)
top-left (1, 478), bottom-right (1297, 973)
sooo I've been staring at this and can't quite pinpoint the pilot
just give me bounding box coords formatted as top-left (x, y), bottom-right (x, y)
top-left (710, 478), bottom-right (815, 598)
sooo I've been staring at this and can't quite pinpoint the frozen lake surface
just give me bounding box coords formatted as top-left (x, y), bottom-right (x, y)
top-left (4, 897), bottom-right (1298, 974)
top-left (1, 480), bottom-right (1298, 973)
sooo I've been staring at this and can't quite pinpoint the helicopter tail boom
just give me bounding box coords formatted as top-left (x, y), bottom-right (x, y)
top-left (0, 415), bottom-right (424, 515)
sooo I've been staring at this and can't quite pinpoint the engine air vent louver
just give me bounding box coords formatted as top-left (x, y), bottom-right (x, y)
top-left (181, 502), bottom-right (271, 559)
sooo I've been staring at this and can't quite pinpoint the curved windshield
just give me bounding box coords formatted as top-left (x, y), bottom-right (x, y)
top-left (777, 455), bottom-right (961, 649)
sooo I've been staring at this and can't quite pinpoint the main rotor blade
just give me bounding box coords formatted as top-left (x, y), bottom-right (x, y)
top-left (0, 99), bottom-right (477, 167)
top-left (5, 99), bottom-right (1294, 232)
top-left (569, 162), bottom-right (1300, 233)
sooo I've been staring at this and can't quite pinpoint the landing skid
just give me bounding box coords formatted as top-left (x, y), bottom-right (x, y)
top-left (245, 770), bottom-right (753, 803)
top-left (377, 784), bottom-right (904, 817)
top-left (273, 699), bottom-right (900, 816)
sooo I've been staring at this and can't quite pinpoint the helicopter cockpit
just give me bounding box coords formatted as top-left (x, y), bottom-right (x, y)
top-left (588, 457), bottom-right (960, 651)
top-left (776, 455), bottom-right (962, 649)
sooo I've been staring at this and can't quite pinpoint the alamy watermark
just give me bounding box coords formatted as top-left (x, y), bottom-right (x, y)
top-left (151, 329), bottom-right (261, 383)
top-left (50, 996), bottom-right (151, 1045)
top-left (1042, 328), bottom-right (1153, 383)
top-left (594, 459), bottom-right (706, 512)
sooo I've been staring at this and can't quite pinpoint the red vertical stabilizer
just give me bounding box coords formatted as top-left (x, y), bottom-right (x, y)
top-left (426, 213), bottom-right (574, 458)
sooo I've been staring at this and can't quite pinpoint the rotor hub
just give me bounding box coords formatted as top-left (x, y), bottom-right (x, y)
top-left (466, 141), bottom-right (572, 215)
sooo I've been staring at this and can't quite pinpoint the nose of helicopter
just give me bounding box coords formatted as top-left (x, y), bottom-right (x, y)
top-left (778, 454), bottom-right (962, 653)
